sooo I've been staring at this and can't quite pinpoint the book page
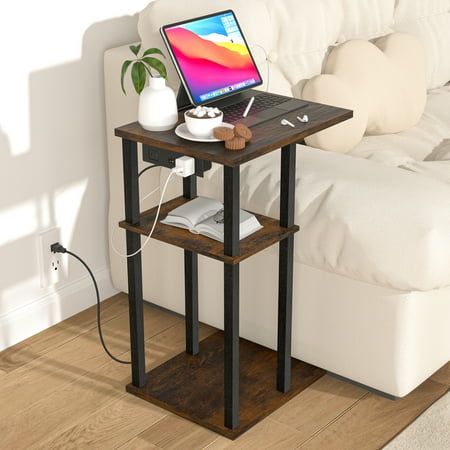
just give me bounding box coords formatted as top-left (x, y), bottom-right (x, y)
top-left (196, 209), bottom-right (263, 242)
top-left (163, 197), bottom-right (222, 229)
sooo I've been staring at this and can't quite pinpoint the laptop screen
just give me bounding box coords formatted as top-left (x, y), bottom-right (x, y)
top-left (161, 10), bottom-right (262, 105)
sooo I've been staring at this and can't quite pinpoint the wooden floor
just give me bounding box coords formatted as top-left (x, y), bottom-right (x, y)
top-left (0, 292), bottom-right (448, 450)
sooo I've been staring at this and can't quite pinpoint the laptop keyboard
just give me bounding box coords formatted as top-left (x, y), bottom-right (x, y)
top-left (221, 93), bottom-right (288, 123)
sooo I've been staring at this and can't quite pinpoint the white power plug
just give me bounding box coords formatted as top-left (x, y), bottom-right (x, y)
top-left (174, 156), bottom-right (195, 177)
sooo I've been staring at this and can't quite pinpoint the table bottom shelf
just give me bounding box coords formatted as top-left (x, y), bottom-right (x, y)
top-left (126, 331), bottom-right (325, 440)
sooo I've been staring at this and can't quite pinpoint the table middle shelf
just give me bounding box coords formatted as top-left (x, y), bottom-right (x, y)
top-left (119, 196), bottom-right (299, 265)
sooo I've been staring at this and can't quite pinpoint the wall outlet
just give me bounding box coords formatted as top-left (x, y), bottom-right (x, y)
top-left (38, 228), bottom-right (68, 287)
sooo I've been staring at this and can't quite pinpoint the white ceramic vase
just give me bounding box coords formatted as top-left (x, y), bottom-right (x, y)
top-left (138, 77), bottom-right (178, 131)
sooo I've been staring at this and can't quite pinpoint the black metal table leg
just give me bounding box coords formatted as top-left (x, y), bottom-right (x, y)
top-left (223, 166), bottom-right (240, 429)
top-left (122, 138), bottom-right (146, 388)
top-left (277, 143), bottom-right (296, 393)
top-left (183, 175), bottom-right (199, 355)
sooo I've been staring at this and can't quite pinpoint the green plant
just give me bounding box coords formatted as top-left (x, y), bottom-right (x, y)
top-left (121, 44), bottom-right (167, 95)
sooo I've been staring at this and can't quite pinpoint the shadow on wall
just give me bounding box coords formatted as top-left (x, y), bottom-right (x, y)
top-left (0, 14), bottom-right (140, 348)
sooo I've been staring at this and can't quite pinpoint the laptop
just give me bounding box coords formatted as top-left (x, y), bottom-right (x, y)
top-left (160, 10), bottom-right (306, 127)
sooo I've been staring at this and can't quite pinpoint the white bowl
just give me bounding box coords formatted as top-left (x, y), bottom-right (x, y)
top-left (184, 110), bottom-right (224, 138)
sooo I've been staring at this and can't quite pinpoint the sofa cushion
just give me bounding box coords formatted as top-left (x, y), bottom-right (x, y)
top-left (350, 85), bottom-right (450, 164)
top-left (302, 33), bottom-right (427, 153)
top-left (349, 84), bottom-right (450, 190)
top-left (339, 0), bottom-right (395, 41)
top-left (295, 147), bottom-right (450, 292)
top-left (228, 138), bottom-right (450, 292)
top-left (263, 0), bottom-right (342, 88)
top-left (394, 0), bottom-right (450, 89)
top-left (300, 75), bottom-right (368, 153)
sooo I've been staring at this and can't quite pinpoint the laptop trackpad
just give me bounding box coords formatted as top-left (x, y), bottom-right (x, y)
top-left (276, 99), bottom-right (307, 112)
top-left (239, 109), bottom-right (276, 127)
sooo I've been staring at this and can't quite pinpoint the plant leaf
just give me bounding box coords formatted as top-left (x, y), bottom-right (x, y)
top-left (131, 61), bottom-right (146, 94)
top-left (142, 64), bottom-right (153, 79)
top-left (142, 47), bottom-right (166, 58)
top-left (142, 57), bottom-right (167, 79)
top-left (120, 60), bottom-right (133, 94)
top-left (129, 44), bottom-right (141, 57)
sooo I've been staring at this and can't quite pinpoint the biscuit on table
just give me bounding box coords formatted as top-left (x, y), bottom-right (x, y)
top-left (233, 122), bottom-right (252, 142)
top-left (213, 126), bottom-right (235, 141)
top-left (225, 136), bottom-right (246, 151)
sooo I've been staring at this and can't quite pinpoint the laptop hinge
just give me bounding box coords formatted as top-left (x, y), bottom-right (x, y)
top-left (177, 83), bottom-right (258, 112)
top-left (176, 84), bottom-right (193, 111)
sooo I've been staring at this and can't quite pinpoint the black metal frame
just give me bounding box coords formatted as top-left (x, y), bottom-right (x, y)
top-left (183, 176), bottom-right (199, 355)
top-left (122, 139), bottom-right (146, 388)
top-left (223, 166), bottom-right (240, 429)
top-left (277, 143), bottom-right (296, 393)
top-left (121, 138), bottom-right (298, 430)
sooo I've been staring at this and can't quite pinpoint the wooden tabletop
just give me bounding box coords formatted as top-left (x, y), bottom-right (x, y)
top-left (115, 100), bottom-right (352, 167)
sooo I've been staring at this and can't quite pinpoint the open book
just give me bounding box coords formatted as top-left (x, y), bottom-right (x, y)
top-left (161, 196), bottom-right (263, 243)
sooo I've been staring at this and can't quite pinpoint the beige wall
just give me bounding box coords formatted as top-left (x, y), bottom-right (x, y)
top-left (0, 1), bottom-right (149, 350)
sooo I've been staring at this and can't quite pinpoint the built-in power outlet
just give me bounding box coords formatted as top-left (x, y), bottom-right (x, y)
top-left (37, 228), bottom-right (68, 287)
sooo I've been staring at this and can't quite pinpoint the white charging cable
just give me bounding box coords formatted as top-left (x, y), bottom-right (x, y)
top-left (140, 183), bottom-right (161, 203)
top-left (111, 169), bottom-right (176, 258)
top-left (250, 43), bottom-right (270, 92)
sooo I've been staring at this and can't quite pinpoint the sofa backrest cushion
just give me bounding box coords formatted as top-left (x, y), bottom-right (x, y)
top-left (338, 0), bottom-right (395, 42)
top-left (394, 0), bottom-right (450, 89)
top-left (262, 0), bottom-right (342, 90)
top-left (138, 0), bottom-right (450, 99)
top-left (302, 33), bottom-right (427, 153)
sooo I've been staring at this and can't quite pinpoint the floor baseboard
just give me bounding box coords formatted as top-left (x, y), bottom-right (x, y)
top-left (0, 267), bottom-right (118, 352)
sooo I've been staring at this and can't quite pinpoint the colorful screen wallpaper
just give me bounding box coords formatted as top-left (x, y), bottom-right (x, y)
top-left (164, 12), bottom-right (262, 104)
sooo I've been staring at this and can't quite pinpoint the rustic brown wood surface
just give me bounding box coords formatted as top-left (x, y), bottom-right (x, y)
top-left (119, 196), bottom-right (299, 264)
top-left (115, 101), bottom-right (353, 167)
top-left (126, 331), bottom-right (325, 439)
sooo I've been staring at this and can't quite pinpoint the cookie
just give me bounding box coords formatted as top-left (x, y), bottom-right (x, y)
top-left (225, 136), bottom-right (246, 151)
top-left (234, 122), bottom-right (252, 142)
top-left (213, 126), bottom-right (235, 141)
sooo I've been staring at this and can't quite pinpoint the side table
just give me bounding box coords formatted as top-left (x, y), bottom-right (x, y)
top-left (115, 101), bottom-right (352, 439)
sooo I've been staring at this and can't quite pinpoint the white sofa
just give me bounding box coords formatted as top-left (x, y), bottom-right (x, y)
top-left (104, 0), bottom-right (450, 397)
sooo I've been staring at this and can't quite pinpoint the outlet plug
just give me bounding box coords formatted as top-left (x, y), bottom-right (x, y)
top-left (38, 228), bottom-right (68, 287)
top-left (175, 156), bottom-right (195, 177)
